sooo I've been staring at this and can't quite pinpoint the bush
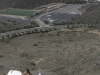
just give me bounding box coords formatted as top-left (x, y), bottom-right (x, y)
top-left (11, 33), bottom-right (17, 37)
top-left (20, 53), bottom-right (28, 58)
top-left (33, 44), bottom-right (39, 46)
top-left (0, 55), bottom-right (3, 58)
top-left (1, 38), bottom-right (10, 43)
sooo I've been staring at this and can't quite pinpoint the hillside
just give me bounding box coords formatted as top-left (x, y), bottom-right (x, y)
top-left (70, 3), bottom-right (100, 24)
top-left (0, 18), bottom-right (39, 33)
top-left (0, 28), bottom-right (100, 75)
top-left (0, 18), bottom-right (25, 33)
top-left (0, 1), bottom-right (100, 75)
top-left (55, 3), bottom-right (100, 25)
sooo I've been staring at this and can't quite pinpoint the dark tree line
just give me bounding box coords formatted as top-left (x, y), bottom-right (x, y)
top-left (0, 0), bottom-right (61, 9)
top-left (0, 0), bottom-right (86, 9)
top-left (61, 0), bottom-right (86, 4)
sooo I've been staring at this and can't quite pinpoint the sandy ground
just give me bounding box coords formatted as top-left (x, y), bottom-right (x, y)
top-left (0, 14), bottom-right (25, 19)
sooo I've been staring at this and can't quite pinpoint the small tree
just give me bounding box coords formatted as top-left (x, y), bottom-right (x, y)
top-left (6, 35), bottom-right (10, 38)
top-left (1, 36), bottom-right (4, 39)
top-left (12, 33), bottom-right (17, 37)
top-left (34, 29), bottom-right (38, 33)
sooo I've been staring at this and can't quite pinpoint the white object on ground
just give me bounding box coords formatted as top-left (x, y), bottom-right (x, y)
top-left (48, 15), bottom-right (51, 16)
top-left (38, 73), bottom-right (42, 75)
top-left (71, 11), bottom-right (76, 14)
top-left (7, 70), bottom-right (22, 75)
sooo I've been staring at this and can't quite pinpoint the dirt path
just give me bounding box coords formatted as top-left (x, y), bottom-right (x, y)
top-left (88, 29), bottom-right (100, 36)
top-left (34, 58), bottom-right (45, 64)
top-left (15, 45), bottom-right (24, 53)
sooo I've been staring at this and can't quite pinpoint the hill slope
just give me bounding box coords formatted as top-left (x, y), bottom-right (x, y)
top-left (0, 28), bottom-right (100, 75)
top-left (56, 3), bottom-right (100, 25)
top-left (70, 3), bottom-right (100, 24)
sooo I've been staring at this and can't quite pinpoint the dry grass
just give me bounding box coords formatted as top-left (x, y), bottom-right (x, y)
top-left (0, 28), bottom-right (100, 75)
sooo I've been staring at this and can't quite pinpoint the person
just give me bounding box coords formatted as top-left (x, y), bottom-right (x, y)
top-left (22, 69), bottom-right (32, 75)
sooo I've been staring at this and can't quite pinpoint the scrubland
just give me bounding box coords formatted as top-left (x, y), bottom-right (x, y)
top-left (0, 27), bottom-right (100, 75)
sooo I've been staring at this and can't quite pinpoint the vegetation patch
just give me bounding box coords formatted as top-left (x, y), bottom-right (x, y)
top-left (0, 9), bottom-right (38, 16)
